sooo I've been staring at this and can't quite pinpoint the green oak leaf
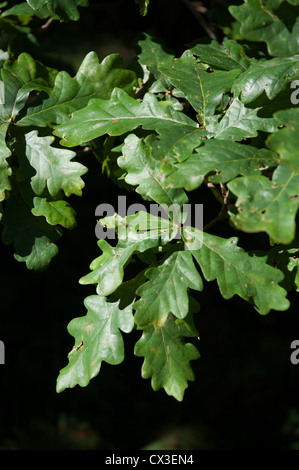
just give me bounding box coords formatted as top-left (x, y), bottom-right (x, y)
top-left (229, 0), bottom-right (299, 57)
top-left (0, 52), bottom-right (55, 120)
top-left (23, 130), bottom-right (87, 198)
top-left (18, 53), bottom-right (137, 128)
top-left (56, 295), bottom-right (134, 392)
top-left (1, 179), bottom-right (62, 271)
top-left (266, 108), bottom-right (299, 173)
top-left (205, 97), bottom-right (278, 140)
top-left (0, 53), bottom-right (56, 201)
top-left (158, 50), bottom-right (240, 124)
top-left (118, 134), bottom-right (188, 214)
top-left (232, 56), bottom-right (299, 104)
top-left (191, 39), bottom-right (253, 71)
top-left (53, 88), bottom-right (198, 147)
top-left (79, 239), bottom-right (139, 297)
top-left (228, 165), bottom-right (299, 245)
top-left (137, 33), bottom-right (174, 87)
top-left (79, 212), bottom-right (176, 296)
top-left (134, 249), bottom-right (203, 327)
top-left (2, 3), bottom-right (52, 18)
top-left (26, 0), bottom-right (88, 21)
top-left (149, 126), bottom-right (208, 164)
top-left (32, 197), bottom-right (77, 229)
top-left (134, 314), bottom-right (200, 401)
top-left (166, 140), bottom-right (278, 191)
top-left (184, 228), bottom-right (290, 315)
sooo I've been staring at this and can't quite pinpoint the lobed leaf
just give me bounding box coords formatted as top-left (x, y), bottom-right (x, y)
top-left (0, 53), bottom-right (56, 200)
top-left (22, 130), bottom-right (87, 198)
top-left (166, 140), bottom-right (278, 191)
top-left (134, 314), bottom-right (200, 401)
top-left (0, 52), bottom-right (54, 121)
top-left (118, 134), bottom-right (188, 212)
top-left (266, 108), bottom-right (299, 173)
top-left (233, 56), bottom-right (299, 104)
top-left (184, 228), bottom-right (290, 315)
top-left (150, 126), bottom-right (208, 164)
top-left (205, 97), bottom-right (278, 140)
top-left (228, 165), bottom-right (299, 245)
top-left (137, 33), bottom-right (174, 85)
top-left (79, 212), bottom-right (176, 296)
top-left (229, 0), bottom-right (299, 57)
top-left (18, 53), bottom-right (137, 128)
top-left (191, 39), bottom-right (253, 71)
top-left (32, 197), bottom-right (77, 229)
top-left (134, 249), bottom-right (203, 327)
top-left (158, 51), bottom-right (240, 124)
top-left (56, 295), bottom-right (134, 392)
top-left (54, 88), bottom-right (198, 147)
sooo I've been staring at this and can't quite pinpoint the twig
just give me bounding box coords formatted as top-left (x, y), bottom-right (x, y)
top-left (180, 0), bottom-right (217, 40)
top-left (205, 178), bottom-right (224, 205)
top-left (41, 18), bottom-right (54, 30)
top-left (203, 178), bottom-right (230, 231)
top-left (32, 17), bottom-right (54, 35)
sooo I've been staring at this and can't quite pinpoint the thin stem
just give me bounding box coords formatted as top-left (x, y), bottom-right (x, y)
top-left (203, 177), bottom-right (230, 231)
top-left (32, 17), bottom-right (54, 35)
top-left (41, 18), bottom-right (54, 30)
top-left (204, 178), bottom-right (224, 205)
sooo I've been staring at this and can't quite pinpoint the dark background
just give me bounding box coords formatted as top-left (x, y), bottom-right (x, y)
top-left (0, 0), bottom-right (299, 450)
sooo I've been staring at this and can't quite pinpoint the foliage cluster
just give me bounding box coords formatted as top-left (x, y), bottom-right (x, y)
top-left (0, 0), bottom-right (298, 401)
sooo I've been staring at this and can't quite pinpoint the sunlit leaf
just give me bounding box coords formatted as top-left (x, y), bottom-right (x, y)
top-left (56, 295), bottom-right (134, 392)
top-left (54, 88), bottom-right (197, 147)
top-left (18, 53), bottom-right (137, 128)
